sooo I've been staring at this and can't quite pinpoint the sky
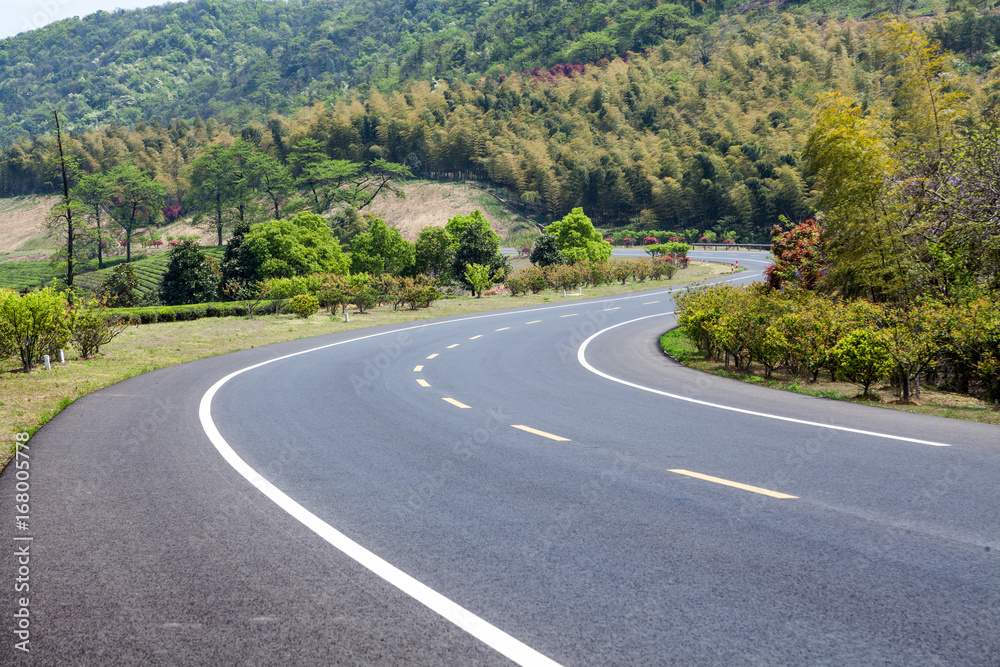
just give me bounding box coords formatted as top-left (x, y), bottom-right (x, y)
top-left (0, 0), bottom-right (168, 40)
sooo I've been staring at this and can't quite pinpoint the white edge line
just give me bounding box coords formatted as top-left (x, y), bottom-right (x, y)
top-left (191, 263), bottom-right (762, 667)
top-left (576, 314), bottom-right (953, 448)
top-left (199, 370), bottom-right (562, 667)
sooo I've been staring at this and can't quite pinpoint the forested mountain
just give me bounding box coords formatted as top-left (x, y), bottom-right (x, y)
top-left (2, 0), bottom-right (1000, 241)
top-left (0, 0), bottom-right (714, 143)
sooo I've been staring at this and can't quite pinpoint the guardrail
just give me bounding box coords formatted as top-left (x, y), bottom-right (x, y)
top-left (689, 243), bottom-right (770, 251)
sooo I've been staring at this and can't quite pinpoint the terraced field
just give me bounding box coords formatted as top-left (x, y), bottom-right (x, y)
top-left (74, 248), bottom-right (224, 295)
top-left (0, 248), bottom-right (224, 296)
top-left (0, 260), bottom-right (59, 291)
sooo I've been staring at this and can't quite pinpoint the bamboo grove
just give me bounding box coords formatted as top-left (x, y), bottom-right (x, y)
top-left (4, 9), bottom-right (1000, 243)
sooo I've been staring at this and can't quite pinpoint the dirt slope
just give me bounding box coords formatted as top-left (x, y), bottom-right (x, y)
top-left (0, 196), bottom-right (60, 257)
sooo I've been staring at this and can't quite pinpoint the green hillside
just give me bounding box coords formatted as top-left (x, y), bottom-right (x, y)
top-left (1, 0), bottom-right (990, 146)
top-left (2, 0), bottom-right (999, 243)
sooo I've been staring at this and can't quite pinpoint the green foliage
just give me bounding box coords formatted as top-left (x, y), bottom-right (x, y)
top-left (445, 210), bottom-right (493, 249)
top-left (243, 211), bottom-right (349, 279)
top-left (98, 263), bottom-right (141, 308)
top-left (0, 261), bottom-right (60, 292)
top-left (504, 276), bottom-right (529, 296)
top-left (452, 213), bottom-right (509, 292)
top-left (645, 242), bottom-right (691, 258)
top-left (70, 299), bottom-right (133, 359)
top-left (260, 275), bottom-right (321, 300)
top-left (464, 263), bottom-right (497, 298)
top-left (104, 163), bottom-right (167, 263)
top-left (414, 226), bottom-right (455, 280)
top-left (832, 327), bottom-right (894, 398)
top-left (0, 287), bottom-right (69, 372)
top-left (349, 218), bottom-right (415, 276)
top-left (347, 273), bottom-right (379, 313)
top-left (546, 208), bottom-right (612, 264)
top-left (396, 276), bottom-right (441, 310)
top-left (676, 284), bottom-right (1000, 402)
top-left (114, 299), bottom-right (279, 324)
top-left (158, 241), bottom-right (222, 306)
top-left (529, 234), bottom-right (564, 267)
top-left (287, 293), bottom-right (320, 318)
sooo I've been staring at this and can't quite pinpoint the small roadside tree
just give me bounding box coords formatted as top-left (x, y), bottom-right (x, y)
top-left (545, 208), bottom-right (612, 263)
top-left (529, 233), bottom-right (564, 267)
top-left (158, 241), bottom-right (222, 305)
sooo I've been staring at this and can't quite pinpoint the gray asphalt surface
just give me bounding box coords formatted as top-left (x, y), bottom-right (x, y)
top-left (2, 251), bottom-right (998, 665)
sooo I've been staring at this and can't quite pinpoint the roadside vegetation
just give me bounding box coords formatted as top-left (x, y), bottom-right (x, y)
top-left (0, 257), bottom-right (726, 470)
top-left (663, 21), bottom-right (999, 421)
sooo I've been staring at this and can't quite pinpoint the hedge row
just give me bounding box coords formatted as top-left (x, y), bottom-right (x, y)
top-left (505, 257), bottom-right (683, 295)
top-left (675, 284), bottom-right (1000, 402)
top-left (112, 299), bottom-right (283, 324)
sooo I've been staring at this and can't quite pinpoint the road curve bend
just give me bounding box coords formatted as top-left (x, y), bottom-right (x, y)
top-left (2, 251), bottom-right (998, 665)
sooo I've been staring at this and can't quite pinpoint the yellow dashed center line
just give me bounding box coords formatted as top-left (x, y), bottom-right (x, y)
top-left (526, 320), bottom-right (542, 324)
top-left (643, 301), bottom-right (660, 305)
top-left (469, 335), bottom-right (483, 340)
top-left (603, 307), bottom-right (620, 311)
top-left (426, 353), bottom-right (439, 360)
top-left (668, 469), bottom-right (797, 499)
top-left (560, 313), bottom-right (579, 318)
top-left (416, 379), bottom-right (431, 387)
top-left (447, 344), bottom-right (460, 349)
top-left (442, 397), bottom-right (471, 409)
top-left (495, 327), bottom-right (510, 331)
top-left (511, 425), bottom-right (571, 442)
top-left (413, 365), bottom-right (424, 372)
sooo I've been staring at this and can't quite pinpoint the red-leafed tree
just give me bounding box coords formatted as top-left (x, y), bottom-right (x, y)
top-left (764, 218), bottom-right (825, 290)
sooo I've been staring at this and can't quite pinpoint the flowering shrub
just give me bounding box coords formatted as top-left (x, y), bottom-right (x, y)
top-left (723, 238), bottom-right (735, 244)
top-left (642, 236), bottom-right (657, 245)
top-left (162, 203), bottom-right (182, 221)
top-left (765, 219), bottom-right (824, 290)
top-left (699, 237), bottom-right (709, 243)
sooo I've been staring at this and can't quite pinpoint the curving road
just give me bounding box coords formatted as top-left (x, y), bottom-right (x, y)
top-left (2, 251), bottom-right (998, 665)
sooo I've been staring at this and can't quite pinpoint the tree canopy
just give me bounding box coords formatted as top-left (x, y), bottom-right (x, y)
top-left (242, 211), bottom-right (349, 279)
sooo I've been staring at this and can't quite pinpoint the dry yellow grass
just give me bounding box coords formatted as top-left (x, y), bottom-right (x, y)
top-left (0, 195), bottom-right (60, 257)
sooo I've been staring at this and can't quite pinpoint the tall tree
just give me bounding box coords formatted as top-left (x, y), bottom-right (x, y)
top-left (73, 173), bottom-right (112, 269)
top-left (48, 110), bottom-right (84, 294)
top-left (106, 163), bottom-right (166, 263)
top-left (187, 142), bottom-right (243, 246)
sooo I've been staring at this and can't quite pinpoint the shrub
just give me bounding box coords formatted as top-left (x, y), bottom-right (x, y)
top-left (100, 263), bottom-right (141, 307)
top-left (71, 299), bottom-right (133, 359)
top-left (318, 274), bottom-right (351, 313)
top-left (518, 265), bottom-right (550, 293)
top-left (505, 276), bottom-right (529, 296)
top-left (832, 327), bottom-right (894, 397)
top-left (398, 277), bottom-right (440, 310)
top-left (0, 288), bottom-right (70, 372)
top-left (288, 294), bottom-right (320, 318)
top-left (348, 274), bottom-right (378, 313)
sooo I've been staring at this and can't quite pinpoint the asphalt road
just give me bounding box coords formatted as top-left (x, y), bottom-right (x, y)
top-left (2, 251), bottom-right (998, 665)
